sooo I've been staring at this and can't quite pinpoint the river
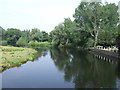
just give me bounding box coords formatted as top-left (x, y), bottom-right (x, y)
top-left (1, 48), bottom-right (120, 88)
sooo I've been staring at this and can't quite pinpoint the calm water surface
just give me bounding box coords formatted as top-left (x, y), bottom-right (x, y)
top-left (1, 48), bottom-right (120, 88)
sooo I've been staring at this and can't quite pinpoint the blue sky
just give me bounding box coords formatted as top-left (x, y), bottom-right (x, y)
top-left (0, 0), bottom-right (119, 32)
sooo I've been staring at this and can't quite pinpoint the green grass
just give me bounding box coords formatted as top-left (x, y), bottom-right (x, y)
top-left (0, 46), bottom-right (37, 72)
top-left (28, 41), bottom-right (52, 49)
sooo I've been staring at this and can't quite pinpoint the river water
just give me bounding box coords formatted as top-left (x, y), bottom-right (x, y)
top-left (1, 48), bottom-right (120, 88)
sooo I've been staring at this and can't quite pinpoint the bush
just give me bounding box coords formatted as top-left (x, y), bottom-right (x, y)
top-left (0, 41), bottom-right (8, 46)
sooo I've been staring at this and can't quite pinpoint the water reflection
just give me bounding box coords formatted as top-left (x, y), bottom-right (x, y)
top-left (50, 48), bottom-right (118, 88)
top-left (1, 48), bottom-right (119, 88)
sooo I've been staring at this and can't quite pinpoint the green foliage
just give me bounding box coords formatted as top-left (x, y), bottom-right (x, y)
top-left (0, 26), bottom-right (6, 40)
top-left (28, 41), bottom-right (51, 49)
top-left (28, 41), bottom-right (40, 47)
top-left (31, 28), bottom-right (49, 42)
top-left (73, 2), bottom-right (118, 48)
top-left (16, 37), bottom-right (28, 47)
top-left (5, 28), bottom-right (22, 46)
top-left (0, 26), bottom-right (50, 48)
top-left (86, 38), bottom-right (94, 48)
top-left (0, 41), bottom-right (8, 46)
top-left (116, 25), bottom-right (120, 50)
top-left (50, 18), bottom-right (78, 47)
top-left (21, 30), bottom-right (31, 42)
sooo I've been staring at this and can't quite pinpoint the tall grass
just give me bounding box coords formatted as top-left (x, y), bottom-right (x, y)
top-left (0, 46), bottom-right (37, 72)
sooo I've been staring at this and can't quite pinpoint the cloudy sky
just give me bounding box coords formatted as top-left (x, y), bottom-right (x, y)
top-left (0, 0), bottom-right (119, 32)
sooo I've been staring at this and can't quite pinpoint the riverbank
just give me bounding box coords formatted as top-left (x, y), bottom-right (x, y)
top-left (28, 41), bottom-right (52, 49)
top-left (90, 49), bottom-right (120, 61)
top-left (0, 46), bottom-right (37, 72)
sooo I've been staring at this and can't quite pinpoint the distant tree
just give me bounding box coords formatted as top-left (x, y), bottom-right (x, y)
top-left (30, 28), bottom-right (49, 42)
top-left (16, 37), bottom-right (28, 47)
top-left (0, 26), bottom-right (6, 41)
top-left (31, 28), bottom-right (41, 42)
top-left (21, 30), bottom-right (31, 43)
top-left (5, 28), bottom-right (22, 46)
top-left (41, 31), bottom-right (49, 42)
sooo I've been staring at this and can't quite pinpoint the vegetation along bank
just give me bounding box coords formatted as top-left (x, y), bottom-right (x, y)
top-left (0, 46), bottom-right (37, 72)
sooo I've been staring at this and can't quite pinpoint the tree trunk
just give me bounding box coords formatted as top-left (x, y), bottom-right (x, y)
top-left (66, 39), bottom-right (69, 46)
top-left (94, 29), bottom-right (99, 49)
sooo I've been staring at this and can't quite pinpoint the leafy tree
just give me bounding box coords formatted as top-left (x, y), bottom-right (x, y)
top-left (31, 28), bottom-right (49, 42)
top-left (21, 30), bottom-right (31, 43)
top-left (0, 26), bottom-right (6, 41)
top-left (41, 31), bottom-right (49, 42)
top-left (0, 26), bottom-right (7, 45)
top-left (31, 28), bottom-right (41, 42)
top-left (98, 3), bottom-right (119, 46)
top-left (16, 37), bottom-right (28, 47)
top-left (50, 23), bottom-right (65, 47)
top-left (50, 18), bottom-right (77, 47)
top-left (73, 2), bottom-right (118, 48)
top-left (63, 18), bottom-right (78, 46)
top-left (116, 24), bottom-right (120, 51)
top-left (5, 28), bottom-right (22, 46)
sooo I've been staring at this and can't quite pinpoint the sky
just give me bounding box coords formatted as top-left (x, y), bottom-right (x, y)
top-left (0, 0), bottom-right (119, 32)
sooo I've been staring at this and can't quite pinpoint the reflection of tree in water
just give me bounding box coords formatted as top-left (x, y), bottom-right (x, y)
top-left (117, 50), bottom-right (120, 78)
top-left (36, 48), bottom-right (48, 57)
top-left (116, 61), bottom-right (120, 79)
top-left (50, 48), bottom-right (117, 88)
top-left (50, 48), bottom-right (71, 71)
top-left (33, 49), bottom-right (48, 62)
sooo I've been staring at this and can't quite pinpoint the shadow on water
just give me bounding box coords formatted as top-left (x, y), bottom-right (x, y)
top-left (50, 48), bottom-right (118, 88)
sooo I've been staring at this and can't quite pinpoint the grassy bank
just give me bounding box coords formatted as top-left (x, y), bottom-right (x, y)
top-left (0, 46), bottom-right (37, 72)
top-left (28, 41), bottom-right (52, 49)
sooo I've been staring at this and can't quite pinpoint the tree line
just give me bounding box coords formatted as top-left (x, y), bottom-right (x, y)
top-left (0, 2), bottom-right (120, 50)
top-left (0, 27), bottom-right (49, 47)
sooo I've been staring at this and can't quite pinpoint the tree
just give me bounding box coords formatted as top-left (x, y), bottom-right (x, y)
top-left (21, 30), bottom-right (31, 43)
top-left (0, 26), bottom-right (6, 45)
top-left (116, 25), bottom-right (120, 51)
top-left (30, 28), bottom-right (49, 42)
top-left (63, 18), bottom-right (77, 46)
top-left (31, 28), bottom-right (41, 42)
top-left (50, 18), bottom-right (77, 47)
top-left (50, 23), bottom-right (65, 47)
top-left (98, 3), bottom-right (119, 46)
top-left (41, 31), bottom-right (49, 42)
top-left (5, 28), bottom-right (22, 46)
top-left (16, 37), bottom-right (28, 47)
top-left (73, 2), bottom-right (118, 48)
top-left (0, 26), bottom-right (6, 41)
